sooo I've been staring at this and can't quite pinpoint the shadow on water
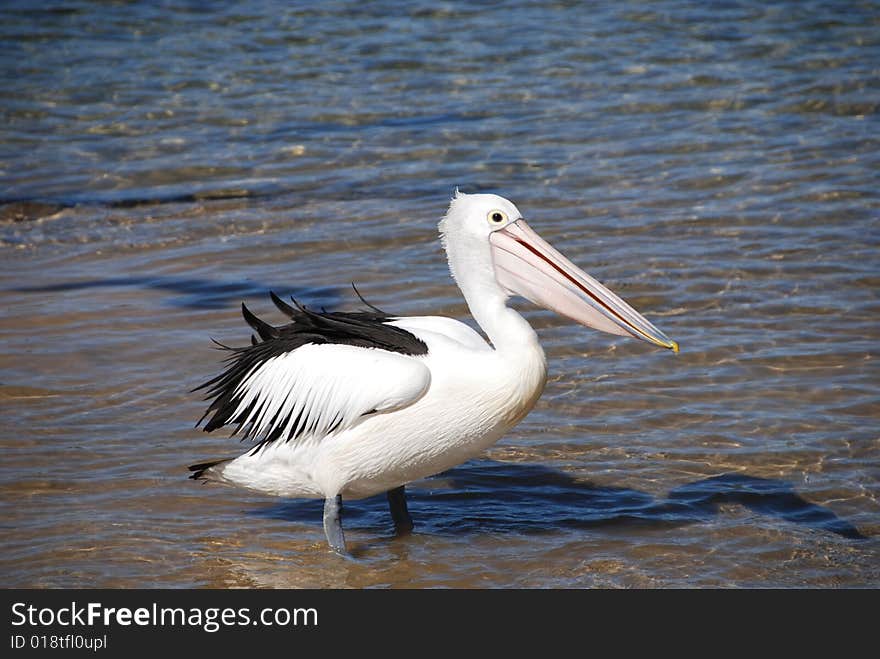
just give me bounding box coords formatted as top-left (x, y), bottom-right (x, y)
top-left (253, 460), bottom-right (867, 542)
top-left (13, 277), bottom-right (346, 311)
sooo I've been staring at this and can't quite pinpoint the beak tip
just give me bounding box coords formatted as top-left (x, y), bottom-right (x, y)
top-left (669, 340), bottom-right (680, 354)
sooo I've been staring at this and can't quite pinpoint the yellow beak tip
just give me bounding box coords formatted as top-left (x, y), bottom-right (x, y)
top-left (670, 341), bottom-right (680, 354)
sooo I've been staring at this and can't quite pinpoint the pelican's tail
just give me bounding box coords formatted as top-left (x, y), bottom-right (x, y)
top-left (188, 458), bottom-right (232, 482)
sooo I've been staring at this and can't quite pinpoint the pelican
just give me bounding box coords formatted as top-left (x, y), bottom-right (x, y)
top-left (189, 191), bottom-right (678, 554)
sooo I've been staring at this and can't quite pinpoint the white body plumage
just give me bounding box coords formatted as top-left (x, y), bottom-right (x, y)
top-left (210, 315), bottom-right (546, 499)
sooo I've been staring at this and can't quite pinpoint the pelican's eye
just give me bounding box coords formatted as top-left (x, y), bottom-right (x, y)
top-left (487, 210), bottom-right (508, 225)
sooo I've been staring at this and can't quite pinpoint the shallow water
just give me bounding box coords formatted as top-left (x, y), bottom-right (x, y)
top-left (1, 1), bottom-right (878, 588)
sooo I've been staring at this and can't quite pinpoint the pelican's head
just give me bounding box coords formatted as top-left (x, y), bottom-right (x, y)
top-left (439, 190), bottom-right (678, 352)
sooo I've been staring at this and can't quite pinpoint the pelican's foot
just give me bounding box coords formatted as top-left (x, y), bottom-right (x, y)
top-left (323, 494), bottom-right (348, 555)
top-left (387, 485), bottom-right (414, 535)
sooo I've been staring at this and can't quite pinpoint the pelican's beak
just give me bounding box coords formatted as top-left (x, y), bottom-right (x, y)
top-left (490, 219), bottom-right (679, 352)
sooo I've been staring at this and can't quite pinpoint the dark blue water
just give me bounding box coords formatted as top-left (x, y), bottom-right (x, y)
top-left (1, 1), bottom-right (878, 587)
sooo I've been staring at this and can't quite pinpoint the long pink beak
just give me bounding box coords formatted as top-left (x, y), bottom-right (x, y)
top-left (490, 220), bottom-right (679, 352)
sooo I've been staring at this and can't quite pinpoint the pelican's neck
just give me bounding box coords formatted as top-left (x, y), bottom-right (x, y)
top-left (457, 272), bottom-right (548, 422)
top-left (454, 266), bottom-right (541, 356)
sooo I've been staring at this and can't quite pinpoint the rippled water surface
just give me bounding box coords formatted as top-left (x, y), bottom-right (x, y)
top-left (2, 1), bottom-right (878, 588)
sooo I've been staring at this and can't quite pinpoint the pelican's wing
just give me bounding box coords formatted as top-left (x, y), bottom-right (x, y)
top-left (387, 316), bottom-right (489, 351)
top-left (195, 298), bottom-right (431, 452)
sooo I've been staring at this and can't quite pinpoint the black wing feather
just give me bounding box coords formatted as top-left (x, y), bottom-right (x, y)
top-left (351, 282), bottom-right (385, 313)
top-left (242, 302), bottom-right (279, 341)
top-left (193, 292), bottom-right (427, 448)
top-left (269, 290), bottom-right (297, 318)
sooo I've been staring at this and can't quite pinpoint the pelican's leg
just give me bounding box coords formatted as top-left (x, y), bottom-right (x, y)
top-left (387, 485), bottom-right (414, 535)
top-left (323, 494), bottom-right (347, 555)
